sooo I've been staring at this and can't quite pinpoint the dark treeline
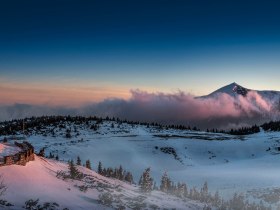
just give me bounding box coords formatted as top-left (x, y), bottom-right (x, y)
top-left (0, 115), bottom-right (103, 136)
top-left (227, 125), bottom-right (260, 135)
top-left (0, 115), bottom-right (200, 136)
top-left (262, 121), bottom-right (280, 131)
top-left (227, 120), bottom-right (280, 135)
top-left (97, 161), bottom-right (134, 184)
top-left (1, 115), bottom-right (280, 137)
top-left (205, 124), bottom-right (261, 136)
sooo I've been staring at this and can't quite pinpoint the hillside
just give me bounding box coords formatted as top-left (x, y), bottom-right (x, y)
top-left (0, 155), bottom-right (205, 210)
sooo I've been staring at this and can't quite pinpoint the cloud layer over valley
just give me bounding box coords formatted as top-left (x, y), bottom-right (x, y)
top-left (0, 89), bottom-right (279, 129)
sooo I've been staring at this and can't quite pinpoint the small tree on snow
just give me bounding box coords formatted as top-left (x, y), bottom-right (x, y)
top-left (98, 161), bottom-right (103, 174)
top-left (160, 172), bottom-right (170, 193)
top-left (68, 160), bottom-right (82, 180)
top-left (201, 181), bottom-right (209, 202)
top-left (138, 175), bottom-right (143, 186)
top-left (153, 181), bottom-right (158, 190)
top-left (118, 165), bottom-right (124, 180)
top-left (177, 182), bottom-right (187, 198)
top-left (213, 191), bottom-right (221, 206)
top-left (86, 160), bottom-right (91, 170)
top-left (139, 167), bottom-right (153, 193)
top-left (76, 156), bottom-right (81, 166)
top-left (124, 172), bottom-right (133, 184)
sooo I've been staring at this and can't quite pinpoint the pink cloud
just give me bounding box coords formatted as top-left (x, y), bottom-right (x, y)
top-left (83, 89), bottom-right (278, 129)
top-left (0, 89), bottom-right (278, 129)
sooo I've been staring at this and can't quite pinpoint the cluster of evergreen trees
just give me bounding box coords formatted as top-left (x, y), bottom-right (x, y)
top-left (226, 120), bottom-right (280, 135)
top-left (138, 168), bottom-right (193, 200)
top-left (228, 125), bottom-right (260, 135)
top-left (159, 172), bottom-right (188, 197)
top-left (206, 128), bottom-right (226, 133)
top-left (68, 160), bottom-right (84, 180)
top-left (206, 125), bottom-right (261, 136)
top-left (138, 169), bottom-right (271, 210)
top-left (76, 156), bottom-right (92, 170)
top-left (56, 159), bottom-right (85, 180)
top-left (262, 121), bottom-right (280, 131)
top-left (57, 159), bottom-right (271, 209)
top-left (97, 161), bottom-right (134, 184)
top-left (48, 152), bottom-right (59, 161)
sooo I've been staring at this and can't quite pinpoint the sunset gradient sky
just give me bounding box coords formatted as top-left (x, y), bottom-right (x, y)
top-left (1, 0), bottom-right (280, 107)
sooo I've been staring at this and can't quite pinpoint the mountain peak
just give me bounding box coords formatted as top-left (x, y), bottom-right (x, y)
top-left (201, 82), bottom-right (249, 98)
top-left (228, 82), bottom-right (240, 87)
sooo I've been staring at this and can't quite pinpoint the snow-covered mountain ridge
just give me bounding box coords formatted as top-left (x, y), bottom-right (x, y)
top-left (201, 82), bottom-right (280, 101)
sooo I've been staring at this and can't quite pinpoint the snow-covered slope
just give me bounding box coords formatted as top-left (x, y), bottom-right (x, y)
top-left (3, 120), bottom-right (280, 208)
top-left (0, 155), bottom-right (204, 210)
top-left (2, 117), bottom-right (280, 208)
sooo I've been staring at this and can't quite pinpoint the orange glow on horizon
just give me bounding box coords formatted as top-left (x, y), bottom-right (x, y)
top-left (0, 80), bottom-right (132, 107)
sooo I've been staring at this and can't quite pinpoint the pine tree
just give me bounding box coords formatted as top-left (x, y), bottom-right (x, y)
top-left (49, 152), bottom-right (54, 158)
top-left (107, 168), bottom-right (113, 177)
top-left (119, 165), bottom-right (124, 180)
top-left (102, 168), bottom-right (107, 176)
top-left (160, 172), bottom-right (169, 193)
top-left (113, 168), bottom-right (118, 178)
top-left (177, 182), bottom-right (187, 198)
top-left (86, 160), bottom-right (91, 170)
top-left (201, 181), bottom-right (209, 202)
top-left (170, 182), bottom-right (177, 195)
top-left (153, 181), bottom-right (158, 190)
top-left (124, 172), bottom-right (133, 184)
top-left (76, 156), bottom-right (81, 166)
top-left (140, 167), bottom-right (153, 193)
top-left (68, 160), bottom-right (81, 179)
top-left (138, 175), bottom-right (143, 186)
top-left (98, 161), bottom-right (103, 175)
top-left (182, 183), bottom-right (188, 197)
top-left (38, 148), bottom-right (45, 157)
top-left (214, 191), bottom-right (221, 207)
top-left (189, 188), bottom-right (193, 199)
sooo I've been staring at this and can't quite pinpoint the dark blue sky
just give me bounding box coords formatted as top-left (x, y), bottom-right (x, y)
top-left (1, 0), bottom-right (280, 104)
